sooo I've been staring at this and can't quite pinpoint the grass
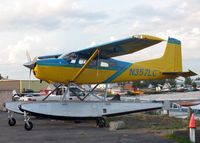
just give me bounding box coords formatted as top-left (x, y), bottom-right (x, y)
top-left (108, 113), bottom-right (200, 142)
top-left (108, 113), bottom-right (189, 130)
top-left (165, 134), bottom-right (192, 143)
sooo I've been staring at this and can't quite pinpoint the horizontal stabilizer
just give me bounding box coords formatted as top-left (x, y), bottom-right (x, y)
top-left (162, 70), bottom-right (197, 77)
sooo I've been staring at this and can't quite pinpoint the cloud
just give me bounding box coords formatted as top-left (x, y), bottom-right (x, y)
top-left (0, 0), bottom-right (200, 79)
top-left (0, 35), bottom-right (43, 65)
top-left (151, 16), bottom-right (161, 23)
top-left (191, 28), bottom-right (200, 35)
top-left (0, 0), bottom-right (108, 31)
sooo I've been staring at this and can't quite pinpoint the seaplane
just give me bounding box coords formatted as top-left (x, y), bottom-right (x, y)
top-left (5, 34), bottom-right (196, 131)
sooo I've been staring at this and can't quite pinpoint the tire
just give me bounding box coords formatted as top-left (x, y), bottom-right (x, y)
top-left (24, 121), bottom-right (33, 131)
top-left (8, 118), bottom-right (16, 126)
top-left (96, 118), bottom-right (106, 128)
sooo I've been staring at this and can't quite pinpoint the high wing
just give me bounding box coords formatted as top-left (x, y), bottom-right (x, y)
top-left (74, 35), bottom-right (164, 59)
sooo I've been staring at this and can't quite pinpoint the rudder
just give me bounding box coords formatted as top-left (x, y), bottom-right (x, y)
top-left (161, 37), bottom-right (182, 72)
top-left (134, 37), bottom-right (183, 72)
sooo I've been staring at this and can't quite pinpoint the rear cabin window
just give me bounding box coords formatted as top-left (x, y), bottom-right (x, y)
top-left (100, 62), bottom-right (109, 67)
top-left (70, 59), bottom-right (76, 64)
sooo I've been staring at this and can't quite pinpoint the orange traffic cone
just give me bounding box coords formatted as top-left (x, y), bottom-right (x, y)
top-left (188, 113), bottom-right (195, 128)
top-left (188, 113), bottom-right (196, 143)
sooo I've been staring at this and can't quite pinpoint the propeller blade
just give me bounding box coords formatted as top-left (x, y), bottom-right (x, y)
top-left (26, 50), bottom-right (31, 62)
top-left (29, 69), bottom-right (32, 78)
top-left (28, 69), bottom-right (31, 89)
top-left (23, 61), bottom-right (35, 69)
top-left (23, 56), bottom-right (37, 69)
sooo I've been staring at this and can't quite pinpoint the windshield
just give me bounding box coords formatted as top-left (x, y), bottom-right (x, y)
top-left (59, 52), bottom-right (77, 59)
top-left (58, 53), bottom-right (67, 59)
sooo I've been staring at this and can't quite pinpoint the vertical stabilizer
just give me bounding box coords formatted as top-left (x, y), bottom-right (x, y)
top-left (134, 37), bottom-right (183, 72)
top-left (161, 38), bottom-right (182, 72)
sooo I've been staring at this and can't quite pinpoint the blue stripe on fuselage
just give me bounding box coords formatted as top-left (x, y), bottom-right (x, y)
top-left (104, 63), bottom-right (132, 83)
top-left (36, 58), bottom-right (131, 71)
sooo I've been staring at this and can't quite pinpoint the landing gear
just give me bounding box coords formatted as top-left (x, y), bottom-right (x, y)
top-left (24, 121), bottom-right (33, 131)
top-left (8, 117), bottom-right (16, 126)
top-left (96, 117), bottom-right (107, 128)
top-left (8, 110), bottom-right (16, 126)
top-left (24, 111), bottom-right (33, 131)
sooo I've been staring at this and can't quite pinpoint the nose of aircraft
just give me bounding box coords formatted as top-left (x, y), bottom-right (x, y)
top-left (23, 61), bottom-right (36, 69)
top-left (23, 56), bottom-right (37, 69)
top-left (24, 50), bottom-right (38, 69)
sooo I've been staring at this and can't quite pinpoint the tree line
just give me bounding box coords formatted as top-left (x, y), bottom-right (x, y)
top-left (130, 77), bottom-right (199, 89)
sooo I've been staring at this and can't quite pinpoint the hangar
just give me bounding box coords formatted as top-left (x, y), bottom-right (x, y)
top-left (0, 80), bottom-right (48, 93)
top-left (0, 80), bottom-right (48, 111)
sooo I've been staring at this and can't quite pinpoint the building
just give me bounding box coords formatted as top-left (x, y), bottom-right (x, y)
top-left (194, 80), bottom-right (200, 89)
top-left (0, 80), bottom-right (49, 111)
top-left (0, 80), bottom-right (48, 93)
top-left (195, 80), bottom-right (200, 85)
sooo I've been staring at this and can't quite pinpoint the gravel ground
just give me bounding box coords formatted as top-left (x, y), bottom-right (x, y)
top-left (0, 111), bottom-right (178, 143)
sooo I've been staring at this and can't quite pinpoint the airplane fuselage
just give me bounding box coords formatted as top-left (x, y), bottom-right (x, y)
top-left (33, 58), bottom-right (170, 84)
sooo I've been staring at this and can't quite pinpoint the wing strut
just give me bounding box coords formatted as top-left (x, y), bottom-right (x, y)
top-left (62, 49), bottom-right (100, 102)
top-left (42, 84), bottom-right (62, 101)
top-left (72, 49), bottom-right (99, 82)
top-left (82, 83), bottom-right (100, 101)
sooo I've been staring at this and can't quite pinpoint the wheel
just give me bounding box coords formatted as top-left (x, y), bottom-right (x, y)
top-left (8, 118), bottom-right (16, 126)
top-left (96, 118), bottom-right (106, 128)
top-left (24, 121), bottom-right (33, 131)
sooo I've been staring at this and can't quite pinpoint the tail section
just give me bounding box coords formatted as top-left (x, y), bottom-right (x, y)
top-left (134, 37), bottom-right (197, 77)
top-left (161, 38), bottom-right (182, 72)
top-left (112, 36), bottom-right (196, 83)
top-left (135, 37), bottom-right (182, 72)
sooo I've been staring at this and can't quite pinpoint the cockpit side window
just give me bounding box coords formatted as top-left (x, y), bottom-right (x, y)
top-left (60, 53), bottom-right (116, 69)
top-left (78, 59), bottom-right (86, 65)
top-left (59, 53), bottom-right (78, 64)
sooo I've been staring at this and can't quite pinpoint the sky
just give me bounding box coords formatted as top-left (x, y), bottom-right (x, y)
top-left (0, 0), bottom-right (199, 80)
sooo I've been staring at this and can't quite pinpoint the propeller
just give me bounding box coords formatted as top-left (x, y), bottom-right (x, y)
top-left (23, 50), bottom-right (37, 69)
top-left (24, 50), bottom-right (38, 89)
